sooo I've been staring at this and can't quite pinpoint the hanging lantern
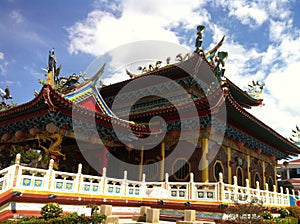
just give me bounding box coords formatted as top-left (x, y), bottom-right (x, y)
top-left (15, 130), bottom-right (26, 139)
top-left (29, 127), bottom-right (37, 137)
top-left (1, 133), bottom-right (12, 142)
top-left (46, 123), bottom-right (57, 133)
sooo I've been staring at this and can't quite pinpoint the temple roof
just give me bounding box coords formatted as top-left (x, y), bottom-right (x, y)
top-left (99, 54), bottom-right (299, 159)
top-left (0, 48), bottom-right (298, 160)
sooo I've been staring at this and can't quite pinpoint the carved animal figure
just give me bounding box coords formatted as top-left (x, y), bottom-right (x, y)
top-left (0, 86), bottom-right (12, 101)
top-left (36, 132), bottom-right (65, 170)
top-left (175, 53), bottom-right (192, 62)
top-left (247, 80), bottom-right (265, 99)
top-left (290, 125), bottom-right (300, 147)
top-left (137, 61), bottom-right (162, 73)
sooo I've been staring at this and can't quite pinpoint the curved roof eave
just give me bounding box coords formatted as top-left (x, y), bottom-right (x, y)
top-left (226, 78), bottom-right (263, 108)
top-left (225, 94), bottom-right (300, 157)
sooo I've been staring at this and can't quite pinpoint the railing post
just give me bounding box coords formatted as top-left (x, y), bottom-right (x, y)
top-left (164, 173), bottom-right (169, 190)
top-left (256, 181), bottom-right (261, 202)
top-left (233, 176), bottom-right (238, 201)
top-left (273, 185), bottom-right (277, 205)
top-left (245, 179), bottom-right (250, 202)
top-left (219, 172), bottom-right (224, 202)
top-left (280, 186), bottom-right (284, 206)
top-left (101, 167), bottom-right (107, 194)
top-left (123, 170), bottom-right (128, 195)
top-left (189, 172), bottom-right (195, 200)
top-left (286, 188), bottom-right (290, 206)
top-left (292, 189), bottom-right (295, 198)
top-left (140, 173), bottom-right (146, 197)
top-left (11, 154), bottom-right (21, 188)
top-left (265, 183), bottom-right (269, 205)
top-left (44, 159), bottom-right (54, 190)
top-left (75, 163), bottom-right (82, 193)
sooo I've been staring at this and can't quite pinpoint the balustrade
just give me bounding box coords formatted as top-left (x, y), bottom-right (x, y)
top-left (0, 154), bottom-right (294, 208)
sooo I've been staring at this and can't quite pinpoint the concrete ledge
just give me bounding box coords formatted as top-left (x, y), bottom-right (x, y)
top-left (105, 215), bottom-right (119, 224)
top-left (146, 208), bottom-right (160, 223)
top-left (176, 222), bottom-right (204, 224)
top-left (132, 215), bottom-right (146, 222)
top-left (175, 209), bottom-right (204, 224)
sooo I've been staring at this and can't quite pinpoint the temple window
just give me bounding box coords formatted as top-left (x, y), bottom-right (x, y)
top-left (173, 158), bottom-right (190, 181)
top-left (289, 168), bottom-right (300, 178)
top-left (268, 177), bottom-right (274, 191)
top-left (254, 172), bottom-right (261, 187)
top-left (236, 167), bottom-right (243, 186)
top-left (213, 160), bottom-right (224, 181)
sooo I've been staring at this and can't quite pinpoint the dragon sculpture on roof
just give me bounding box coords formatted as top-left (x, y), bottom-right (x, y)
top-left (290, 125), bottom-right (300, 147)
top-left (0, 86), bottom-right (17, 111)
top-left (126, 25), bottom-right (228, 81)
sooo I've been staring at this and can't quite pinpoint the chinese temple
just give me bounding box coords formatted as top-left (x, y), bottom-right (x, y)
top-left (0, 26), bottom-right (300, 221)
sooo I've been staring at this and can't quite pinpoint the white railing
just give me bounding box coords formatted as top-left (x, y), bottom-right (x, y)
top-left (0, 154), bottom-right (294, 207)
top-left (0, 165), bottom-right (15, 193)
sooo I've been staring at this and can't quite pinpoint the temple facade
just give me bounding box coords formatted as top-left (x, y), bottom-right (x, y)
top-left (0, 27), bottom-right (299, 220)
top-left (0, 49), bottom-right (298, 186)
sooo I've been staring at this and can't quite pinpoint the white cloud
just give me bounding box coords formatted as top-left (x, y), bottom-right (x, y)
top-left (0, 52), bottom-right (4, 60)
top-left (229, 18), bottom-right (300, 139)
top-left (218, 39), bottom-right (265, 91)
top-left (268, 0), bottom-right (292, 20)
top-left (225, 1), bottom-right (268, 27)
top-left (249, 95), bottom-right (300, 138)
top-left (0, 52), bottom-right (8, 76)
top-left (207, 3), bottom-right (300, 141)
top-left (23, 65), bottom-right (43, 79)
top-left (217, 0), bottom-right (292, 29)
top-left (269, 19), bottom-right (293, 42)
top-left (9, 10), bottom-right (23, 24)
top-left (67, 0), bottom-right (208, 56)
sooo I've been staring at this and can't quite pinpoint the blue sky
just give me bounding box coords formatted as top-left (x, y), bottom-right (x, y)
top-left (1, 0), bottom-right (300, 145)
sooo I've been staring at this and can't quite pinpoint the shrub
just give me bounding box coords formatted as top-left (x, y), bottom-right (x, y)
top-left (91, 213), bottom-right (106, 223)
top-left (278, 207), bottom-right (290, 218)
top-left (40, 202), bottom-right (63, 220)
top-left (225, 198), bottom-right (264, 223)
top-left (262, 211), bottom-right (273, 220)
top-left (288, 206), bottom-right (300, 221)
top-left (86, 204), bottom-right (99, 215)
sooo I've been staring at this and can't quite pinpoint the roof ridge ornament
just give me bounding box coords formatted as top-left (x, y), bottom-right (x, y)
top-left (0, 86), bottom-right (17, 111)
top-left (290, 125), bottom-right (300, 147)
top-left (247, 80), bottom-right (265, 100)
top-left (194, 25), bottom-right (205, 53)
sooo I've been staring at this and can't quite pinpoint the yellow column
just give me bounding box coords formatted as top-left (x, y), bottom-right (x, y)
top-left (262, 160), bottom-right (266, 189)
top-left (201, 138), bottom-right (209, 183)
top-left (160, 142), bottom-right (165, 181)
top-left (247, 154), bottom-right (251, 185)
top-left (227, 147), bottom-right (232, 184)
top-left (139, 145), bottom-right (144, 181)
top-left (274, 164), bottom-right (278, 191)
